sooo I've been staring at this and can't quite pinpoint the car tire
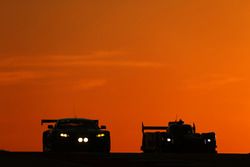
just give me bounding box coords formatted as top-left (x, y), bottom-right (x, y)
top-left (42, 131), bottom-right (52, 152)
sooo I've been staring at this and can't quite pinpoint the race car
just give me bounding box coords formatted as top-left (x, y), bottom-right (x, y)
top-left (141, 119), bottom-right (217, 153)
top-left (41, 118), bottom-right (110, 152)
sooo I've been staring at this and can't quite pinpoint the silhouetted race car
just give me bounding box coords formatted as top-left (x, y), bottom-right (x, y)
top-left (41, 118), bottom-right (110, 152)
top-left (141, 120), bottom-right (217, 153)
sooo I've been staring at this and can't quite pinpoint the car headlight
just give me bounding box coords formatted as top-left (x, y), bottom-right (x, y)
top-left (96, 133), bottom-right (105, 138)
top-left (204, 138), bottom-right (212, 144)
top-left (166, 138), bottom-right (172, 142)
top-left (78, 137), bottom-right (88, 143)
top-left (60, 133), bottom-right (69, 138)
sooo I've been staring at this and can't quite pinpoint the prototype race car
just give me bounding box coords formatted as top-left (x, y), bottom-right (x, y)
top-left (141, 120), bottom-right (217, 153)
top-left (41, 118), bottom-right (110, 152)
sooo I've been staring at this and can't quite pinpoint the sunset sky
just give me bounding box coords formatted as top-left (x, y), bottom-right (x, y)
top-left (1, 0), bottom-right (250, 153)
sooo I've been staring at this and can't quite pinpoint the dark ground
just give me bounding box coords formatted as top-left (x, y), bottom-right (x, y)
top-left (0, 152), bottom-right (250, 167)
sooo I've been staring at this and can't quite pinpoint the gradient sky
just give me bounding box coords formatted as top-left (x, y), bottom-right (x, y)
top-left (1, 0), bottom-right (250, 153)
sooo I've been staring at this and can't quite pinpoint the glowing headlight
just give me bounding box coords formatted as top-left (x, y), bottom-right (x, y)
top-left (166, 138), bottom-right (172, 142)
top-left (97, 133), bottom-right (105, 137)
top-left (60, 133), bottom-right (69, 138)
top-left (204, 138), bottom-right (212, 144)
top-left (78, 137), bottom-right (88, 143)
top-left (83, 137), bottom-right (89, 143)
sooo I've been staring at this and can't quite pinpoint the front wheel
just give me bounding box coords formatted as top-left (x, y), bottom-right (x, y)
top-left (43, 131), bottom-right (53, 152)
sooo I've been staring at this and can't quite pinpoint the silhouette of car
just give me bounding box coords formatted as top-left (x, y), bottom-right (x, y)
top-left (141, 120), bottom-right (217, 153)
top-left (41, 118), bottom-right (110, 152)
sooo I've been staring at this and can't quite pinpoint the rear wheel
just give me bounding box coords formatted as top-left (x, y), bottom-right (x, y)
top-left (43, 144), bottom-right (52, 152)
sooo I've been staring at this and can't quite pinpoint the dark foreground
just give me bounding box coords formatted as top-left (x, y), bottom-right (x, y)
top-left (1, 152), bottom-right (250, 167)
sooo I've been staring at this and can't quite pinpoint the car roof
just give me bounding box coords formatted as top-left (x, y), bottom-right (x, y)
top-left (57, 118), bottom-right (98, 122)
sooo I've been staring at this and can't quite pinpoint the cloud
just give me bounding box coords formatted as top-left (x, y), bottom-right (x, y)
top-left (0, 51), bottom-right (164, 69)
top-left (0, 51), bottom-right (164, 87)
top-left (72, 79), bottom-right (107, 90)
top-left (0, 70), bottom-right (107, 91)
top-left (183, 75), bottom-right (246, 90)
top-left (0, 71), bottom-right (40, 85)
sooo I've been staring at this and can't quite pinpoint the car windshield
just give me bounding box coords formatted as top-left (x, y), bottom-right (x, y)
top-left (169, 125), bottom-right (193, 135)
top-left (56, 120), bottom-right (98, 129)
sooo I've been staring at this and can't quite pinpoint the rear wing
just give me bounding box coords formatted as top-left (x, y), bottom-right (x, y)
top-left (142, 122), bottom-right (168, 133)
top-left (41, 119), bottom-right (58, 125)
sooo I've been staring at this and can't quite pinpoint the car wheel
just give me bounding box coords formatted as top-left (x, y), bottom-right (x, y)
top-left (43, 144), bottom-right (52, 152)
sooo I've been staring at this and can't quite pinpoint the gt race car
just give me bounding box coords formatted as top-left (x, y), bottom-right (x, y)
top-left (41, 118), bottom-right (110, 153)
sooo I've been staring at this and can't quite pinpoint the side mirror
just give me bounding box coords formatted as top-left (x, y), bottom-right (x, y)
top-left (48, 125), bottom-right (53, 129)
top-left (100, 125), bottom-right (106, 129)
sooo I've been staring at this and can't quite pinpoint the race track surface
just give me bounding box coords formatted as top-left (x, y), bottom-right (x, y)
top-left (1, 152), bottom-right (250, 167)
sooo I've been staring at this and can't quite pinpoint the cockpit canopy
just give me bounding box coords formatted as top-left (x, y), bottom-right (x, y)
top-left (168, 124), bottom-right (194, 135)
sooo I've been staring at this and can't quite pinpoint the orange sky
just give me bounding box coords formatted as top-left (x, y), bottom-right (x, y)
top-left (1, 0), bottom-right (250, 153)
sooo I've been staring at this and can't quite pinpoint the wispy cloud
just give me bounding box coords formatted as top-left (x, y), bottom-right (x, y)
top-left (183, 75), bottom-right (246, 90)
top-left (0, 51), bottom-right (163, 87)
top-left (0, 71), bottom-right (39, 84)
top-left (72, 79), bottom-right (107, 90)
top-left (0, 51), bottom-right (164, 69)
top-left (0, 70), bottom-right (107, 91)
